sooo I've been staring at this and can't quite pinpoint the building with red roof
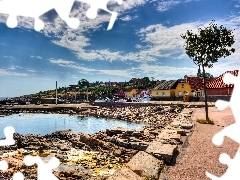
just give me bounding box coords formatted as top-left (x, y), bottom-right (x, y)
top-left (175, 75), bottom-right (213, 102)
top-left (206, 70), bottom-right (238, 97)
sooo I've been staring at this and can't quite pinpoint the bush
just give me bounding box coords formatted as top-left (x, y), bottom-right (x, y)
top-left (196, 118), bottom-right (214, 125)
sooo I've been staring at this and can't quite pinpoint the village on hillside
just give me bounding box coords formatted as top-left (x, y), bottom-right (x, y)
top-left (1, 69), bottom-right (238, 105)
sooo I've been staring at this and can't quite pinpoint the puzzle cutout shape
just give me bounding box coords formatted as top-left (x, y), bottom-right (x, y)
top-left (0, 126), bottom-right (60, 179)
top-left (206, 69), bottom-right (240, 179)
top-left (206, 147), bottom-right (240, 179)
top-left (0, 0), bottom-right (122, 31)
top-left (0, 126), bottom-right (15, 146)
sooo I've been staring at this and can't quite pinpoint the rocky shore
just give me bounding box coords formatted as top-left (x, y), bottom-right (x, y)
top-left (0, 104), bottom-right (194, 180)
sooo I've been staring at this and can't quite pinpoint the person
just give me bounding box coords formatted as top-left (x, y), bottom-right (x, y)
top-left (183, 95), bottom-right (186, 102)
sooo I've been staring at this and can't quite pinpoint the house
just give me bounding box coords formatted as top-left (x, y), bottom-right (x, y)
top-left (110, 82), bottom-right (117, 87)
top-left (175, 75), bottom-right (213, 102)
top-left (140, 89), bottom-right (152, 97)
top-left (88, 83), bottom-right (94, 87)
top-left (151, 80), bottom-right (179, 100)
top-left (124, 88), bottom-right (138, 98)
top-left (206, 70), bottom-right (238, 101)
top-left (113, 90), bottom-right (125, 98)
top-left (117, 82), bottom-right (126, 86)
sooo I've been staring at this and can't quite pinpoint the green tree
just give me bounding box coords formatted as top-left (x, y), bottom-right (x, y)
top-left (181, 20), bottom-right (235, 122)
top-left (78, 79), bottom-right (89, 89)
top-left (197, 72), bottom-right (214, 78)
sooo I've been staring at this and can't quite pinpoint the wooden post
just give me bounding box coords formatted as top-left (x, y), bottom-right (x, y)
top-left (56, 81), bottom-right (57, 105)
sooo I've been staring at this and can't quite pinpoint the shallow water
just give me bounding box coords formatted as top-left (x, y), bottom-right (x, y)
top-left (0, 113), bottom-right (146, 138)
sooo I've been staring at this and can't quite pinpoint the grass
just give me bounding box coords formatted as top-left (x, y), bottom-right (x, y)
top-left (196, 118), bottom-right (214, 125)
top-left (144, 161), bottom-right (165, 180)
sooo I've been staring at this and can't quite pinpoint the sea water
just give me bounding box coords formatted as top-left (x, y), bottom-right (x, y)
top-left (0, 113), bottom-right (146, 138)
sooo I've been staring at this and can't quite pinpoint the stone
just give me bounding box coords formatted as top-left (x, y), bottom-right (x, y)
top-left (163, 125), bottom-right (186, 135)
top-left (127, 151), bottom-right (161, 179)
top-left (145, 141), bottom-right (177, 164)
top-left (157, 132), bottom-right (181, 142)
top-left (106, 127), bottom-right (126, 136)
top-left (113, 149), bottom-right (122, 157)
top-left (171, 120), bottom-right (193, 130)
top-left (107, 167), bottom-right (144, 180)
top-left (180, 123), bottom-right (193, 129)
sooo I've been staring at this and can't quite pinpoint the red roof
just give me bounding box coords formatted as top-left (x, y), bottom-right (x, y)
top-left (206, 70), bottom-right (239, 88)
top-left (185, 76), bottom-right (212, 91)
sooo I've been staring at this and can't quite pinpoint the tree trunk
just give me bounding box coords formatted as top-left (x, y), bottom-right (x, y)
top-left (202, 64), bottom-right (209, 121)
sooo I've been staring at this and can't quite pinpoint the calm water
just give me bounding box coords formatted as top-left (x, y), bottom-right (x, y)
top-left (0, 113), bottom-right (146, 138)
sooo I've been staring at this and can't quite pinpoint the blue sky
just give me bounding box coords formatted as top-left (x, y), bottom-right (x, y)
top-left (0, 0), bottom-right (240, 97)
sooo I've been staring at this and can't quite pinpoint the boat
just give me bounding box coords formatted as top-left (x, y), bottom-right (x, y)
top-left (94, 99), bottom-right (107, 102)
top-left (132, 90), bottom-right (152, 102)
top-left (94, 97), bottom-right (111, 102)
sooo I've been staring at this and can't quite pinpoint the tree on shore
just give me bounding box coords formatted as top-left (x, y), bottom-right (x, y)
top-left (197, 71), bottom-right (214, 78)
top-left (181, 20), bottom-right (235, 122)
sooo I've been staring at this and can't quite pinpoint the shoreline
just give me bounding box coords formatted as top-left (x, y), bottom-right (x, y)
top-left (0, 103), bottom-right (195, 179)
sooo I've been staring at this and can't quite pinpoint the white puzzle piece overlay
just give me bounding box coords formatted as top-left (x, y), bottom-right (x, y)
top-left (0, 0), bottom-right (122, 31)
top-left (206, 69), bottom-right (240, 179)
top-left (0, 126), bottom-right (60, 179)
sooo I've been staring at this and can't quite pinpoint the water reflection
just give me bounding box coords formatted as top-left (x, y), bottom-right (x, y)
top-left (0, 114), bottom-right (146, 138)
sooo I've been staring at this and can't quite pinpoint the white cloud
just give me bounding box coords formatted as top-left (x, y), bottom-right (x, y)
top-left (1, 0), bottom-right (239, 75)
top-left (157, 0), bottom-right (181, 12)
top-left (49, 58), bottom-right (96, 72)
top-left (135, 17), bottom-right (240, 64)
top-left (0, 0), bottom-right (155, 63)
top-left (98, 69), bottom-right (133, 77)
top-left (32, 77), bottom-right (51, 80)
top-left (30, 55), bottom-right (42, 59)
top-left (136, 21), bottom-right (203, 59)
top-left (120, 15), bottom-right (138, 21)
top-left (8, 67), bottom-right (16, 70)
top-left (135, 44), bottom-right (143, 49)
top-left (156, 0), bottom-right (195, 12)
top-left (27, 69), bottom-right (37, 72)
top-left (0, 69), bottom-right (28, 76)
top-left (49, 56), bottom-right (240, 80)
top-left (70, 75), bottom-right (79, 79)
top-left (120, 15), bottom-right (132, 21)
top-left (49, 58), bottom-right (135, 77)
top-left (3, 56), bottom-right (14, 59)
top-left (130, 63), bottom-right (197, 78)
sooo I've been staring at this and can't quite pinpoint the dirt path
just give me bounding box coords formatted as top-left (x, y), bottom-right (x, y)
top-left (160, 107), bottom-right (239, 180)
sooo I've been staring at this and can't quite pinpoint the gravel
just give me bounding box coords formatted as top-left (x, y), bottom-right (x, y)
top-left (159, 107), bottom-right (238, 180)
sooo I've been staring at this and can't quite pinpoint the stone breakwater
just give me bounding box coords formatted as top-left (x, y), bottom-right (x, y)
top-left (0, 104), bottom-right (194, 179)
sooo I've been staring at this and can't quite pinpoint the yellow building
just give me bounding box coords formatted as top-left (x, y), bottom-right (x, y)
top-left (151, 80), bottom-right (178, 100)
top-left (124, 88), bottom-right (138, 98)
top-left (175, 80), bottom-right (192, 97)
top-left (175, 76), bottom-right (207, 101)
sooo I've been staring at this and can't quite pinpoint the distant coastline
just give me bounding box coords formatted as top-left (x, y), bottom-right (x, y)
top-left (0, 97), bottom-right (8, 100)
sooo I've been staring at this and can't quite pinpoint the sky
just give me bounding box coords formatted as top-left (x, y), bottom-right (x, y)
top-left (0, 0), bottom-right (240, 97)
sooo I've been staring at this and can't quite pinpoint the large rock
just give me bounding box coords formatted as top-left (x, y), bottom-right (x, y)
top-left (145, 141), bottom-right (177, 164)
top-left (130, 141), bottom-right (149, 151)
top-left (164, 125), bottom-right (186, 135)
top-left (157, 131), bottom-right (181, 143)
top-left (171, 120), bottom-right (193, 129)
top-left (107, 168), bottom-right (144, 180)
top-left (106, 127), bottom-right (126, 136)
top-left (127, 151), bottom-right (162, 179)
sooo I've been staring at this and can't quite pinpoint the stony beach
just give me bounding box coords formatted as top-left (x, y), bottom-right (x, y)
top-left (0, 102), bottom-right (219, 179)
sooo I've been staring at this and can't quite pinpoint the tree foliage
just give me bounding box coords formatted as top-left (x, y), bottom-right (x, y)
top-left (197, 72), bottom-right (214, 78)
top-left (181, 20), bottom-right (235, 68)
top-left (78, 79), bottom-right (89, 89)
top-left (181, 20), bottom-right (235, 121)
